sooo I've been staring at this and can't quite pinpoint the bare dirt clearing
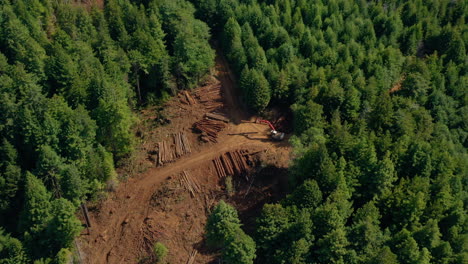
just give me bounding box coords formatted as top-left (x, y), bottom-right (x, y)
top-left (79, 51), bottom-right (291, 264)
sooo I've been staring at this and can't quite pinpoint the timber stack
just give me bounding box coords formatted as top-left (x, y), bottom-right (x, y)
top-left (173, 132), bottom-right (192, 157)
top-left (193, 119), bottom-right (227, 143)
top-left (157, 140), bottom-right (175, 166)
top-left (212, 150), bottom-right (250, 180)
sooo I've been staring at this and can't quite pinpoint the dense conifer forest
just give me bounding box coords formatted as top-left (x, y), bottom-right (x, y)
top-left (195, 0), bottom-right (467, 263)
top-left (0, 0), bottom-right (214, 262)
top-left (0, 0), bottom-right (466, 263)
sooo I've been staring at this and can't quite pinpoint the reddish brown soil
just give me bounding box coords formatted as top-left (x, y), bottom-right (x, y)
top-left (78, 51), bottom-right (291, 264)
top-left (389, 75), bottom-right (406, 94)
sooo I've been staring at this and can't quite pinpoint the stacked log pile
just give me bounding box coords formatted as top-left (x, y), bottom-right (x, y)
top-left (212, 150), bottom-right (250, 180)
top-left (180, 171), bottom-right (201, 198)
top-left (157, 140), bottom-right (175, 166)
top-left (213, 157), bottom-right (227, 178)
top-left (173, 132), bottom-right (191, 157)
top-left (193, 119), bottom-right (227, 143)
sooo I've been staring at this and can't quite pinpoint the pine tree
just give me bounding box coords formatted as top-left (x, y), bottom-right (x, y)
top-left (45, 198), bottom-right (82, 254)
top-left (173, 20), bottom-right (215, 88)
top-left (283, 179), bottom-right (322, 209)
top-left (240, 68), bottom-right (270, 112)
top-left (390, 229), bottom-right (426, 264)
top-left (349, 202), bottom-right (385, 262)
top-left (0, 139), bottom-right (21, 211)
top-left (205, 200), bottom-right (241, 247)
top-left (19, 172), bottom-right (51, 259)
top-left (0, 228), bottom-right (28, 264)
top-left (93, 97), bottom-right (135, 159)
top-left (222, 231), bottom-right (256, 264)
top-left (60, 165), bottom-right (86, 206)
top-left (367, 246), bottom-right (399, 264)
top-left (19, 172), bottom-right (51, 235)
top-left (206, 201), bottom-right (256, 263)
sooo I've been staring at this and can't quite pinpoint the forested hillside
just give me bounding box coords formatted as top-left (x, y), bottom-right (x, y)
top-left (0, 0), bottom-right (214, 262)
top-left (1, 0), bottom-right (467, 263)
top-left (192, 0), bottom-right (468, 263)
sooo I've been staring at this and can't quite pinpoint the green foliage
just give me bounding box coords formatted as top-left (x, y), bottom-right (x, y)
top-left (225, 176), bottom-right (234, 196)
top-left (349, 202), bottom-right (386, 262)
top-left (195, 0), bottom-right (467, 263)
top-left (0, 139), bottom-right (21, 212)
top-left (368, 246), bottom-right (399, 264)
top-left (0, 0), bottom-right (215, 262)
top-left (173, 20), bottom-right (215, 88)
top-left (0, 228), bottom-right (28, 264)
top-left (291, 100), bottom-right (324, 134)
top-left (19, 172), bottom-right (51, 236)
top-left (255, 204), bottom-right (313, 264)
top-left (205, 201), bottom-right (256, 263)
top-left (240, 67), bottom-right (271, 112)
top-left (45, 198), bottom-right (82, 253)
top-left (222, 231), bottom-right (256, 264)
top-left (54, 248), bottom-right (71, 264)
top-left (153, 242), bottom-right (168, 263)
top-left (205, 200), bottom-right (241, 247)
top-left (283, 179), bottom-right (322, 209)
top-left (0, 0), bottom-right (466, 263)
top-left (93, 97), bottom-right (135, 158)
top-left (60, 165), bottom-right (86, 206)
top-left (19, 172), bottom-right (52, 259)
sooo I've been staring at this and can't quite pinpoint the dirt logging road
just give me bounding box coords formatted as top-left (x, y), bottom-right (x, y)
top-left (79, 51), bottom-right (291, 264)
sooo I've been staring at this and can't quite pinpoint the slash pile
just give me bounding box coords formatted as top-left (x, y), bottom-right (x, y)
top-left (185, 249), bottom-right (198, 264)
top-left (195, 83), bottom-right (223, 111)
top-left (212, 150), bottom-right (250, 180)
top-left (180, 171), bottom-right (201, 198)
top-left (193, 119), bottom-right (227, 143)
top-left (173, 132), bottom-right (191, 157)
top-left (180, 90), bottom-right (197, 105)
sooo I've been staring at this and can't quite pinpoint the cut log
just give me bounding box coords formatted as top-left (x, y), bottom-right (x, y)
top-left (205, 112), bottom-right (229, 123)
top-left (186, 249), bottom-right (198, 264)
top-left (184, 91), bottom-right (196, 105)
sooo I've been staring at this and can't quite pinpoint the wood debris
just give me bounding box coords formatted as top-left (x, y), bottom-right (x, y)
top-left (180, 171), bottom-right (201, 198)
top-left (212, 150), bottom-right (250, 180)
top-left (195, 83), bottom-right (223, 111)
top-left (173, 132), bottom-right (192, 157)
top-left (203, 101), bottom-right (223, 111)
top-left (193, 119), bottom-right (227, 143)
top-left (185, 249), bottom-right (198, 264)
top-left (183, 90), bottom-right (197, 105)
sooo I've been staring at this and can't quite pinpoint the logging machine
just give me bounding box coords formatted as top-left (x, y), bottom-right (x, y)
top-left (256, 119), bottom-right (285, 141)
